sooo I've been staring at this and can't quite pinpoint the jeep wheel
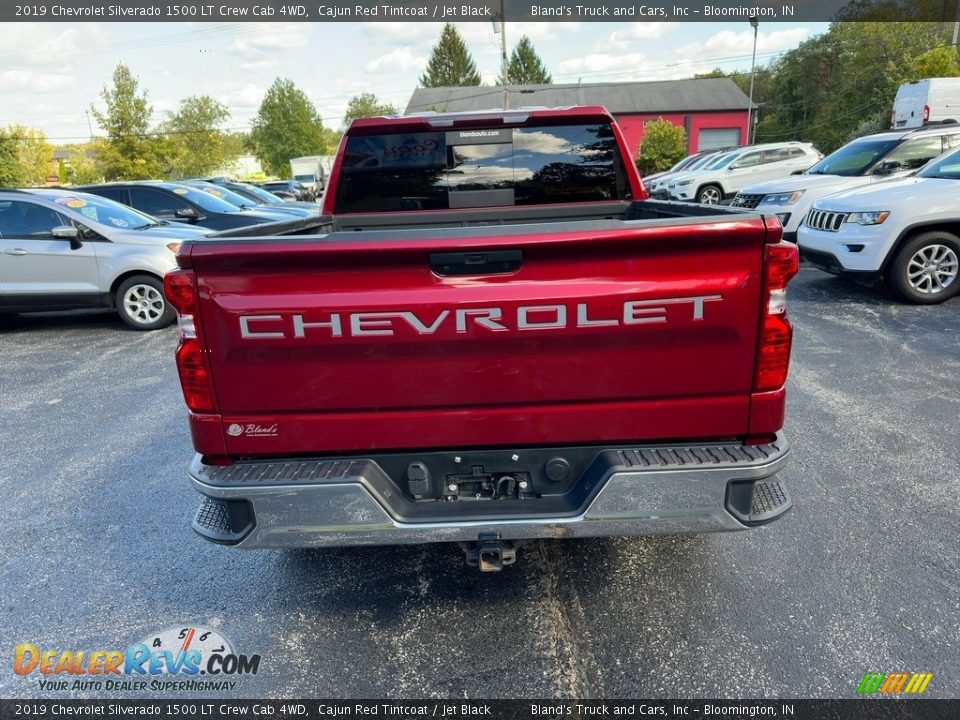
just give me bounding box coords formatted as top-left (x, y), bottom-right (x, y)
top-left (697, 185), bottom-right (723, 205)
top-left (116, 275), bottom-right (175, 330)
top-left (887, 231), bottom-right (960, 304)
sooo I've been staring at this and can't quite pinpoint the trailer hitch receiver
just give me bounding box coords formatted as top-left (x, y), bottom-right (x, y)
top-left (460, 532), bottom-right (519, 572)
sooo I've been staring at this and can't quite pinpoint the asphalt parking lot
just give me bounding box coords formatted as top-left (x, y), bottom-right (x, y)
top-left (1, 266), bottom-right (958, 699)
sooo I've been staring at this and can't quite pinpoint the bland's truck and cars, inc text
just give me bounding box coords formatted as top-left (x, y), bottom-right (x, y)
top-left (165, 106), bottom-right (799, 571)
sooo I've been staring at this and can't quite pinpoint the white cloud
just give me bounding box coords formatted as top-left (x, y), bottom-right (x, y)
top-left (509, 22), bottom-right (583, 41)
top-left (361, 21), bottom-right (580, 52)
top-left (560, 26), bottom-right (812, 83)
top-left (361, 22), bottom-right (447, 48)
top-left (366, 48), bottom-right (428, 73)
top-left (676, 27), bottom-right (810, 60)
top-left (228, 23), bottom-right (309, 57)
top-left (228, 24), bottom-right (310, 70)
top-left (0, 24), bottom-right (108, 67)
top-left (608, 22), bottom-right (679, 48)
top-left (0, 70), bottom-right (77, 93)
top-left (558, 51), bottom-right (651, 76)
top-left (218, 83), bottom-right (267, 109)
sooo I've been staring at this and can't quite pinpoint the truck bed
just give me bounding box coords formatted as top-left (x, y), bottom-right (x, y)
top-left (210, 199), bottom-right (748, 237)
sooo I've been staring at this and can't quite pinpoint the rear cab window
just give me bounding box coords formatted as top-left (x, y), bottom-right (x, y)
top-left (334, 122), bottom-right (632, 213)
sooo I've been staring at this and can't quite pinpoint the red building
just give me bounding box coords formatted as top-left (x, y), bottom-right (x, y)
top-left (405, 78), bottom-right (751, 158)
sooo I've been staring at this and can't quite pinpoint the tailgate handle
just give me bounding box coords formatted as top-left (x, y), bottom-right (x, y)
top-left (429, 250), bottom-right (522, 276)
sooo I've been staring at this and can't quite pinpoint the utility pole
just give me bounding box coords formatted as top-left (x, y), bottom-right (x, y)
top-left (493, 0), bottom-right (508, 109)
top-left (84, 109), bottom-right (93, 140)
top-left (953, 0), bottom-right (959, 46)
top-left (747, 16), bottom-right (759, 145)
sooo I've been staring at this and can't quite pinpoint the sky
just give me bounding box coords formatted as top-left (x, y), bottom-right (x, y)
top-left (0, 20), bottom-right (830, 145)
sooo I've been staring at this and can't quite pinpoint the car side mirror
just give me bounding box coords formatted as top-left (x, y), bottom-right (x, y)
top-left (873, 160), bottom-right (902, 175)
top-left (175, 207), bottom-right (200, 222)
top-left (52, 225), bottom-right (82, 249)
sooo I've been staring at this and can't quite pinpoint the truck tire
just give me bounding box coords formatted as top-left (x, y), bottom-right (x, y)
top-left (886, 231), bottom-right (960, 304)
top-left (697, 184), bottom-right (723, 205)
top-left (115, 275), bottom-right (176, 330)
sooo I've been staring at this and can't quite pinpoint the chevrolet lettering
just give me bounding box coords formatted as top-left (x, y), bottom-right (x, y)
top-left (237, 296), bottom-right (723, 339)
top-left (166, 106), bottom-right (799, 571)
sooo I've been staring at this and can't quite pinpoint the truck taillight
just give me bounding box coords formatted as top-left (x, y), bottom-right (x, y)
top-left (754, 243), bottom-right (799, 393)
top-left (176, 339), bottom-right (216, 412)
top-left (164, 269), bottom-right (218, 413)
top-left (924, 104), bottom-right (930, 123)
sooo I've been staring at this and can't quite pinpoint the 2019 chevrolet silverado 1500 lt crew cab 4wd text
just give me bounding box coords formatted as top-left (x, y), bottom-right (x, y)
top-left (164, 107), bottom-right (799, 571)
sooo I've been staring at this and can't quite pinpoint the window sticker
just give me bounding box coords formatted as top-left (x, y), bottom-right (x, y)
top-left (56, 197), bottom-right (87, 209)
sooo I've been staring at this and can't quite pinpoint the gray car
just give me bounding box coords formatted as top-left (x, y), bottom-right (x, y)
top-left (0, 188), bottom-right (210, 330)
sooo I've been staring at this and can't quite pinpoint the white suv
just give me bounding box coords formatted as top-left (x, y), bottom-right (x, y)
top-left (797, 145), bottom-right (960, 304)
top-left (668, 142), bottom-right (821, 204)
top-left (733, 125), bottom-right (960, 241)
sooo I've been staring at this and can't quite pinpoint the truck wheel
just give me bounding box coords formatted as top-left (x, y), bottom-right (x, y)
top-left (697, 185), bottom-right (723, 205)
top-left (887, 231), bottom-right (960, 304)
top-left (115, 275), bottom-right (175, 330)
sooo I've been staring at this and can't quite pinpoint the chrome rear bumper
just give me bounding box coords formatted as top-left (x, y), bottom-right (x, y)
top-left (189, 433), bottom-right (791, 548)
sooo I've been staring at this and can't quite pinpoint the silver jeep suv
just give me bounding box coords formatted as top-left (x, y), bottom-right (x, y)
top-left (0, 189), bottom-right (210, 330)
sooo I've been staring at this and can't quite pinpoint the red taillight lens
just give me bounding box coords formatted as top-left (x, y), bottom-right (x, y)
top-left (166, 269), bottom-right (216, 412)
top-left (754, 314), bottom-right (793, 392)
top-left (754, 242), bottom-right (799, 392)
top-left (923, 104), bottom-right (930, 123)
top-left (164, 269), bottom-right (197, 315)
top-left (766, 242), bottom-right (799, 290)
top-left (175, 338), bottom-right (216, 413)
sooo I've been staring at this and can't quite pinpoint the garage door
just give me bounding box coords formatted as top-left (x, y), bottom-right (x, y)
top-left (698, 128), bottom-right (742, 151)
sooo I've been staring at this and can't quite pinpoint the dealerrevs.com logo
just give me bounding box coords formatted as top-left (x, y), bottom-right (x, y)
top-left (13, 626), bottom-right (261, 692)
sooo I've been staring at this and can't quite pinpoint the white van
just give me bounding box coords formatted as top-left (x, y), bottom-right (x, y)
top-left (892, 78), bottom-right (960, 129)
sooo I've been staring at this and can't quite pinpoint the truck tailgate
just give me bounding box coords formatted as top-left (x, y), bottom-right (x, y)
top-left (187, 216), bottom-right (767, 455)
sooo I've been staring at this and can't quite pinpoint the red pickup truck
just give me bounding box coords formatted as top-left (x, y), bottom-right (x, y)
top-left (165, 107), bottom-right (798, 571)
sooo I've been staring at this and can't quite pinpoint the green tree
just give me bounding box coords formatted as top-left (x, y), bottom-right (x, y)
top-left (342, 93), bottom-right (398, 129)
top-left (0, 128), bottom-right (25, 187)
top-left (9, 126), bottom-right (55, 185)
top-left (636, 118), bottom-right (687, 177)
top-left (908, 46), bottom-right (960, 80)
top-left (752, 22), bottom-right (950, 152)
top-left (90, 63), bottom-right (166, 180)
top-left (162, 95), bottom-right (234, 179)
top-left (322, 127), bottom-right (344, 154)
top-left (499, 36), bottom-right (552, 85)
top-left (0, 125), bottom-right (54, 185)
top-left (69, 141), bottom-right (106, 184)
top-left (249, 78), bottom-right (325, 178)
top-left (420, 24), bottom-right (482, 87)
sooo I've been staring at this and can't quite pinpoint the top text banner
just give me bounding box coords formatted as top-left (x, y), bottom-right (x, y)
top-left (4, 0), bottom-right (960, 23)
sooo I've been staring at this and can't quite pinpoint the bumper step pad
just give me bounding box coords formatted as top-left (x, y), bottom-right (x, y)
top-left (727, 478), bottom-right (792, 526)
top-left (192, 496), bottom-right (254, 545)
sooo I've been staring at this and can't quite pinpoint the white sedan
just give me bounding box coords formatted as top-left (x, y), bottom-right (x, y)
top-left (797, 148), bottom-right (960, 304)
